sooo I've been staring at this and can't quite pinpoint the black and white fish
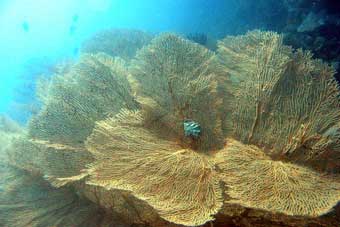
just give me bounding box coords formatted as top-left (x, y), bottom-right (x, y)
top-left (183, 119), bottom-right (201, 138)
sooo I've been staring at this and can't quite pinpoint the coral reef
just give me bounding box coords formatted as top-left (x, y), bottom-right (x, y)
top-left (29, 53), bottom-right (138, 144)
top-left (1, 30), bottom-right (340, 227)
top-left (0, 164), bottom-right (109, 227)
top-left (81, 29), bottom-right (153, 61)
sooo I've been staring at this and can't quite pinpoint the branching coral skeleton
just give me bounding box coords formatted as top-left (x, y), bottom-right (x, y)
top-left (1, 30), bottom-right (340, 227)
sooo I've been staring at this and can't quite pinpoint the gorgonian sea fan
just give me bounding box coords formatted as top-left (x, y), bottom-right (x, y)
top-left (81, 28), bottom-right (153, 61)
top-left (2, 30), bottom-right (340, 227)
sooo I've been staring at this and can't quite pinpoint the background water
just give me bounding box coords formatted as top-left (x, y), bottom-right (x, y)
top-left (0, 0), bottom-right (339, 124)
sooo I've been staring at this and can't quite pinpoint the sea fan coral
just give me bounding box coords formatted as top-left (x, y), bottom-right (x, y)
top-left (216, 138), bottom-right (340, 216)
top-left (81, 29), bottom-right (153, 61)
top-left (0, 164), bottom-right (108, 227)
top-left (29, 53), bottom-right (138, 144)
top-left (2, 30), bottom-right (340, 227)
top-left (85, 109), bottom-right (223, 226)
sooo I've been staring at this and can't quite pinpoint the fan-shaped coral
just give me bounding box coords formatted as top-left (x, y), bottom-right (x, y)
top-left (2, 30), bottom-right (340, 227)
top-left (81, 29), bottom-right (153, 61)
top-left (29, 53), bottom-right (138, 144)
top-left (130, 34), bottom-right (224, 151)
top-left (85, 109), bottom-right (223, 226)
top-left (217, 31), bottom-right (340, 163)
top-left (216, 138), bottom-right (340, 216)
top-left (0, 164), bottom-right (108, 227)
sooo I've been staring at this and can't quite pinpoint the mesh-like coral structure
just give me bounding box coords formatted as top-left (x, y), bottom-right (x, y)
top-left (216, 138), bottom-right (340, 216)
top-left (85, 110), bottom-right (223, 226)
top-left (81, 29), bottom-right (153, 61)
top-left (2, 30), bottom-right (340, 227)
top-left (0, 164), bottom-right (109, 227)
top-left (29, 53), bottom-right (138, 144)
top-left (217, 31), bottom-right (340, 159)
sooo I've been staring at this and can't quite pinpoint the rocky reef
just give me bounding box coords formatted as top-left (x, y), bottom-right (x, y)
top-left (281, 0), bottom-right (340, 82)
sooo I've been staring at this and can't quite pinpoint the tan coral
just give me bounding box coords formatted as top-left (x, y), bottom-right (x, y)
top-left (29, 53), bottom-right (138, 145)
top-left (6, 135), bottom-right (93, 180)
top-left (217, 30), bottom-right (340, 162)
top-left (131, 33), bottom-right (224, 151)
top-left (0, 164), bottom-right (112, 227)
top-left (81, 29), bottom-right (153, 61)
top-left (216, 138), bottom-right (340, 216)
top-left (3, 31), bottom-right (340, 227)
top-left (21, 53), bottom-right (138, 184)
top-left (81, 32), bottom-right (340, 225)
top-left (83, 109), bottom-right (340, 224)
top-left (85, 110), bottom-right (223, 226)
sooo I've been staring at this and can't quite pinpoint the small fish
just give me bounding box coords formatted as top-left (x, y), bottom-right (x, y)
top-left (69, 14), bottom-right (79, 35)
top-left (69, 24), bottom-right (77, 35)
top-left (22, 21), bottom-right (29, 32)
top-left (183, 119), bottom-right (201, 138)
top-left (72, 14), bottom-right (79, 23)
